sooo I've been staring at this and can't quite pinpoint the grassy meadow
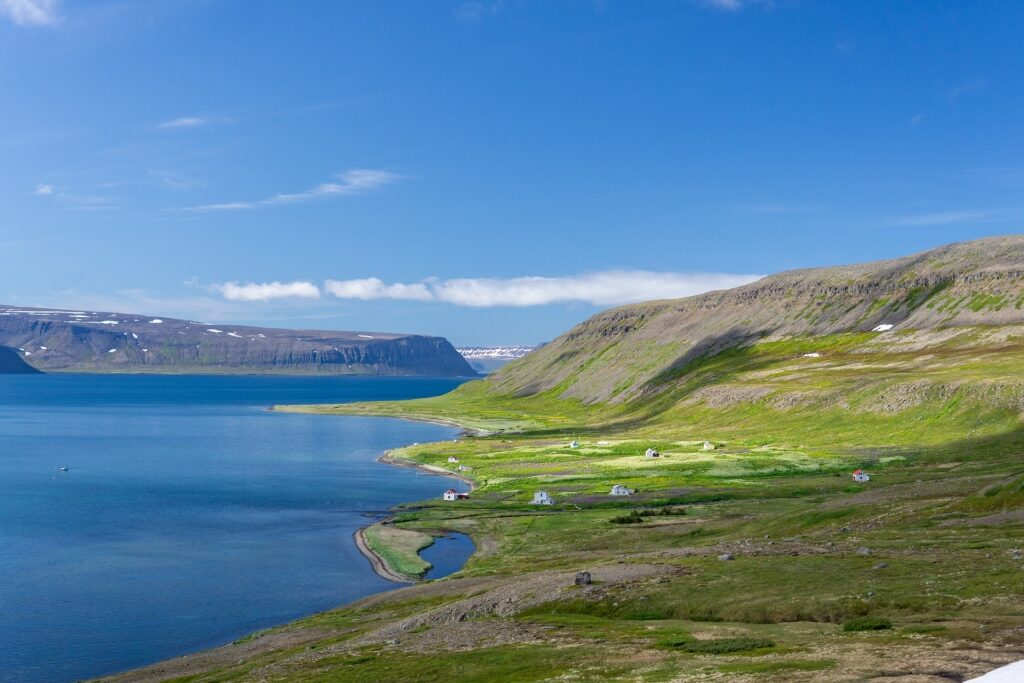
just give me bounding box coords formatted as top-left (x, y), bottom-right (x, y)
top-left (109, 329), bottom-right (1024, 681)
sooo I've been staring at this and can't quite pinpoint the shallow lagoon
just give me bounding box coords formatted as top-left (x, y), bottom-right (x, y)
top-left (0, 374), bottom-right (471, 682)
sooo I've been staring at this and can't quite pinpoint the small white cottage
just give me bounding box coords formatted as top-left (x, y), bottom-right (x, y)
top-left (531, 490), bottom-right (554, 505)
top-left (852, 469), bottom-right (870, 483)
top-left (569, 440), bottom-right (580, 449)
top-left (703, 441), bottom-right (715, 451)
top-left (447, 456), bottom-right (459, 463)
top-left (645, 448), bottom-right (660, 458)
top-left (443, 488), bottom-right (459, 501)
top-left (610, 484), bottom-right (631, 496)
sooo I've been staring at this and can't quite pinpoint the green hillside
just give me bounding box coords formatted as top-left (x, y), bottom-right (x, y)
top-left (109, 237), bottom-right (1024, 682)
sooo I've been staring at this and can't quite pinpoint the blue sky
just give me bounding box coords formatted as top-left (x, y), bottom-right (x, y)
top-left (1, 0), bottom-right (1022, 346)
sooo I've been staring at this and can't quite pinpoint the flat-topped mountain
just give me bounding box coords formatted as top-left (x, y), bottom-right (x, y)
top-left (487, 235), bottom-right (1024, 404)
top-left (0, 307), bottom-right (475, 376)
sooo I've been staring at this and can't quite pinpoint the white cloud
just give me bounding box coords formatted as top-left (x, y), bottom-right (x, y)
top-left (1, 0), bottom-right (60, 26)
top-left (320, 271), bottom-right (762, 307)
top-left (324, 278), bottom-right (433, 301)
top-left (433, 271), bottom-right (761, 306)
top-left (34, 183), bottom-right (54, 195)
top-left (212, 281), bottom-right (321, 302)
top-left (182, 169), bottom-right (401, 212)
top-left (156, 116), bottom-right (212, 130)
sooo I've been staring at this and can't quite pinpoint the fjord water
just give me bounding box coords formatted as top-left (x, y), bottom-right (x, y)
top-left (0, 374), bottom-right (470, 683)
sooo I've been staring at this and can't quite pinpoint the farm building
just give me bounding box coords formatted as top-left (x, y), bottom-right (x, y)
top-left (703, 441), bottom-right (715, 451)
top-left (531, 491), bottom-right (554, 505)
top-left (645, 448), bottom-right (660, 458)
top-left (569, 440), bottom-right (580, 448)
top-left (852, 469), bottom-right (870, 483)
top-left (610, 484), bottom-right (632, 496)
top-left (443, 489), bottom-right (458, 501)
top-left (447, 456), bottom-right (459, 463)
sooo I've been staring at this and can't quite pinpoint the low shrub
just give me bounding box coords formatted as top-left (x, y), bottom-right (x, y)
top-left (609, 511), bottom-right (646, 524)
top-left (842, 616), bottom-right (892, 632)
top-left (659, 637), bottom-right (775, 654)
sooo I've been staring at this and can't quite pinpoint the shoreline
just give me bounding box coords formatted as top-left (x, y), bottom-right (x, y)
top-left (377, 448), bottom-right (477, 491)
top-left (353, 520), bottom-right (416, 584)
top-left (269, 404), bottom-right (490, 439)
top-left (351, 446), bottom-right (476, 582)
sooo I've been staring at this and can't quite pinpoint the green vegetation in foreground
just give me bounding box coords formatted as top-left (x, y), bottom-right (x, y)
top-left (363, 523), bottom-right (435, 579)
top-left (111, 329), bottom-right (1024, 682)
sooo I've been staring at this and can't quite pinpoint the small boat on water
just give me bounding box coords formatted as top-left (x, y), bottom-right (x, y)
top-left (58, 466), bottom-right (69, 472)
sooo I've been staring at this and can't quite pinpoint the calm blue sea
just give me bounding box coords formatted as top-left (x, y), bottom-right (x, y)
top-left (0, 374), bottom-right (473, 683)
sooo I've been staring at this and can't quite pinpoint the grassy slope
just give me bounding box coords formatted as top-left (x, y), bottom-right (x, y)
top-left (108, 327), bottom-right (1024, 682)
top-left (363, 524), bottom-right (435, 579)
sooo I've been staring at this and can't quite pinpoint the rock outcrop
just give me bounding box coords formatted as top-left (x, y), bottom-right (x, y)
top-left (0, 345), bottom-right (42, 374)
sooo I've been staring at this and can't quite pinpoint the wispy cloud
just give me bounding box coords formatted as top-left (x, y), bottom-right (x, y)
top-left (148, 169), bottom-right (203, 190)
top-left (213, 281), bottom-right (321, 302)
top-left (156, 116), bottom-right (218, 130)
top-left (454, 1), bottom-right (502, 21)
top-left (888, 209), bottom-right (1008, 227)
top-left (0, 0), bottom-right (60, 26)
top-left (181, 169), bottom-right (402, 212)
top-left (948, 78), bottom-right (987, 100)
top-left (314, 271), bottom-right (763, 307)
top-left (694, 0), bottom-right (771, 11)
top-left (32, 183), bottom-right (120, 210)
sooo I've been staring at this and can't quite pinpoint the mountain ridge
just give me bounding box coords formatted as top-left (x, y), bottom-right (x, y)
top-left (486, 235), bottom-right (1024, 405)
top-left (0, 306), bottom-right (475, 376)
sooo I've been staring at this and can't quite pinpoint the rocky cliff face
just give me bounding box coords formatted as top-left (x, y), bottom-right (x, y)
top-left (487, 236), bottom-right (1024, 404)
top-left (0, 345), bottom-right (42, 373)
top-left (0, 307), bottom-right (475, 376)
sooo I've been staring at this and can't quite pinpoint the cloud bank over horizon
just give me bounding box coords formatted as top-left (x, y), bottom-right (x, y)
top-left (213, 271), bottom-right (764, 307)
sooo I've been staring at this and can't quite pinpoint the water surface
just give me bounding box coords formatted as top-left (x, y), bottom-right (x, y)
top-left (0, 374), bottom-right (471, 682)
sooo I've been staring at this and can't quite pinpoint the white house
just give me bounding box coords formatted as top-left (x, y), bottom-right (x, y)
top-left (531, 490), bottom-right (554, 505)
top-left (443, 489), bottom-right (459, 501)
top-left (645, 448), bottom-right (660, 458)
top-left (703, 441), bottom-right (715, 451)
top-left (447, 456), bottom-right (459, 463)
top-left (852, 469), bottom-right (870, 483)
top-left (610, 484), bottom-right (632, 496)
top-left (569, 440), bottom-right (580, 449)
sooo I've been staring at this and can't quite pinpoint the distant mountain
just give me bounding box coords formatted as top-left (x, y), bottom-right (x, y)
top-left (457, 346), bottom-right (538, 374)
top-left (0, 306), bottom-right (475, 376)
